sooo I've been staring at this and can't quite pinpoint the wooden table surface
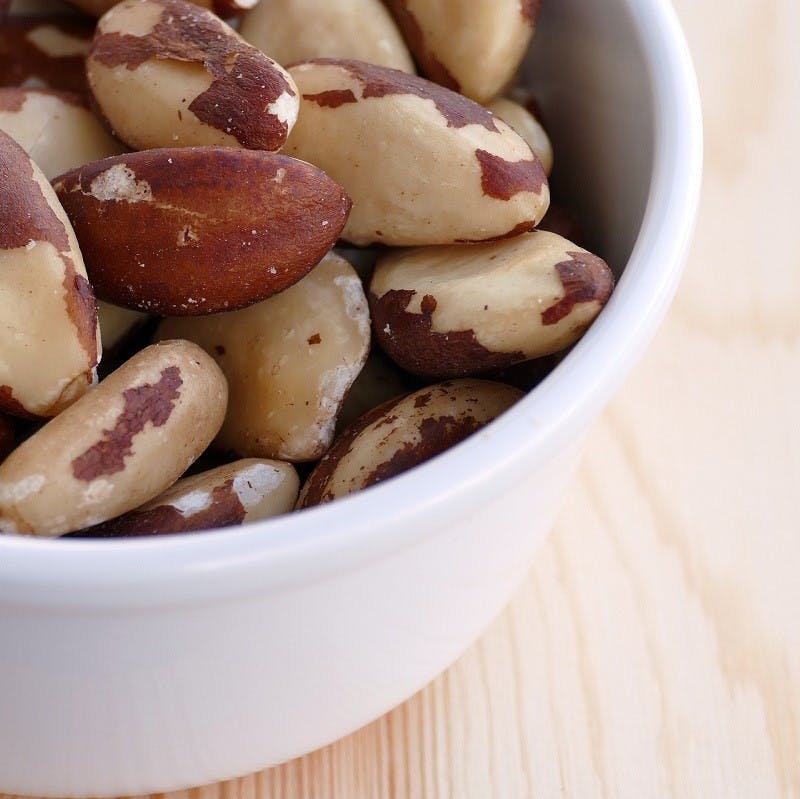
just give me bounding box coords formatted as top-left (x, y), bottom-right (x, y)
top-left (14, 0), bottom-right (800, 797)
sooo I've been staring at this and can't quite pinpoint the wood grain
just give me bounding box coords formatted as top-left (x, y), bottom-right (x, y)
top-left (8, 0), bottom-right (800, 796)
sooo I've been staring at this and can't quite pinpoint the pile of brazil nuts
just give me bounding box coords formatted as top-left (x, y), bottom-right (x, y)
top-left (0, 0), bottom-right (615, 538)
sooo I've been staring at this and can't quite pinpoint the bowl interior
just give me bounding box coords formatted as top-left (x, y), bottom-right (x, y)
top-left (525, 0), bottom-right (654, 270)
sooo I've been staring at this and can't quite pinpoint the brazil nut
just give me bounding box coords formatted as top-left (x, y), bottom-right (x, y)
top-left (0, 88), bottom-right (126, 179)
top-left (384, 0), bottom-right (540, 103)
top-left (240, 0), bottom-right (415, 73)
top-left (487, 96), bottom-right (553, 176)
top-left (87, 0), bottom-right (299, 151)
top-left (369, 231), bottom-right (614, 378)
top-left (285, 58), bottom-right (549, 245)
top-left (0, 130), bottom-right (100, 418)
top-left (67, 458), bottom-right (299, 537)
top-left (298, 379), bottom-right (522, 507)
top-left (53, 147), bottom-right (352, 315)
top-left (0, 16), bottom-right (93, 94)
top-left (0, 340), bottom-right (227, 536)
top-left (157, 252), bottom-right (371, 462)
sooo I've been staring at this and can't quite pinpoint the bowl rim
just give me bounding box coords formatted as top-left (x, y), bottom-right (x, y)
top-left (0, 0), bottom-right (703, 608)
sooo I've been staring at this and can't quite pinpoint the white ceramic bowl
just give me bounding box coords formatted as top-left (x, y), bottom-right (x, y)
top-left (0, 0), bottom-right (702, 795)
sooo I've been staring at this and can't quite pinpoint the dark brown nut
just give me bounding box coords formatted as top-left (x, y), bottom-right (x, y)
top-left (336, 350), bottom-right (412, 433)
top-left (68, 0), bottom-right (257, 19)
top-left (87, 0), bottom-right (299, 151)
top-left (369, 231), bottom-right (614, 378)
top-left (157, 253), bottom-right (371, 462)
top-left (298, 379), bottom-right (522, 507)
top-left (0, 88), bottom-right (126, 179)
top-left (0, 16), bottom-right (93, 94)
top-left (53, 147), bottom-right (352, 315)
top-left (66, 458), bottom-right (299, 537)
top-left (0, 130), bottom-right (100, 419)
top-left (384, 0), bottom-right (539, 103)
top-left (285, 59), bottom-right (549, 246)
top-left (0, 340), bottom-right (228, 537)
top-left (487, 97), bottom-right (553, 176)
top-left (240, 0), bottom-right (415, 74)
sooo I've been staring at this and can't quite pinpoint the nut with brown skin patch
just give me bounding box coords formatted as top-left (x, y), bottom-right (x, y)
top-left (384, 0), bottom-right (538, 103)
top-left (285, 59), bottom-right (549, 246)
top-left (297, 379), bottom-right (522, 507)
top-left (53, 147), bottom-right (352, 315)
top-left (369, 231), bottom-right (614, 378)
top-left (157, 253), bottom-right (371, 462)
top-left (65, 458), bottom-right (299, 538)
top-left (240, 0), bottom-right (415, 74)
top-left (0, 130), bottom-right (101, 418)
top-left (0, 16), bottom-right (93, 95)
top-left (87, 0), bottom-right (299, 152)
top-left (0, 88), bottom-right (127, 180)
top-left (0, 340), bottom-right (228, 537)
top-left (487, 96), bottom-right (553, 176)
top-left (67, 0), bottom-right (258, 19)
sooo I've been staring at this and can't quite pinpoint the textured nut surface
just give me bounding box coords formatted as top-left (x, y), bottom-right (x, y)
top-left (487, 96), bottom-right (552, 176)
top-left (370, 231), bottom-right (614, 378)
top-left (285, 59), bottom-right (549, 246)
top-left (53, 147), bottom-right (351, 315)
top-left (158, 253), bottom-right (371, 462)
top-left (69, 0), bottom-right (257, 20)
top-left (88, 0), bottom-right (298, 151)
top-left (384, 0), bottom-right (539, 103)
top-left (0, 340), bottom-right (228, 536)
top-left (240, 0), bottom-right (415, 73)
top-left (0, 16), bottom-right (93, 94)
top-left (67, 458), bottom-right (299, 537)
top-left (0, 88), bottom-right (126, 179)
top-left (0, 130), bottom-right (100, 418)
top-left (298, 379), bottom-right (522, 507)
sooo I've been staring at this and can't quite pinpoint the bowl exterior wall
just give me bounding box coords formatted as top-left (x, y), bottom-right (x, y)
top-left (0, 438), bottom-right (584, 797)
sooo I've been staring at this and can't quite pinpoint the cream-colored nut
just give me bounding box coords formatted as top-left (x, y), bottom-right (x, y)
top-left (0, 340), bottom-right (228, 537)
top-left (240, 0), bottom-right (415, 74)
top-left (0, 16), bottom-right (92, 94)
top-left (384, 0), bottom-right (539, 103)
top-left (68, 0), bottom-right (258, 20)
top-left (298, 379), bottom-right (522, 507)
top-left (67, 458), bottom-right (299, 537)
top-left (98, 301), bottom-right (149, 352)
top-left (87, 0), bottom-right (299, 151)
top-left (336, 351), bottom-right (410, 432)
top-left (487, 96), bottom-right (552, 176)
top-left (157, 253), bottom-right (370, 462)
top-left (0, 130), bottom-right (100, 419)
top-left (0, 88), bottom-right (126, 179)
top-left (370, 231), bottom-right (614, 378)
top-left (285, 59), bottom-right (549, 246)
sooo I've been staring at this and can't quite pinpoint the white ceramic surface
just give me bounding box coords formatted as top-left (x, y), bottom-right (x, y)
top-left (0, 0), bottom-right (702, 795)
